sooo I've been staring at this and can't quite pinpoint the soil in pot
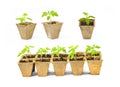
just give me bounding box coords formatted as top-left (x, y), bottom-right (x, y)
top-left (52, 54), bottom-right (67, 76)
top-left (42, 21), bottom-right (63, 39)
top-left (86, 53), bottom-right (101, 60)
top-left (86, 53), bottom-right (103, 75)
top-left (79, 19), bottom-right (95, 39)
top-left (22, 54), bottom-right (36, 60)
top-left (69, 52), bottom-right (85, 75)
top-left (80, 19), bottom-right (94, 26)
top-left (53, 54), bottom-right (68, 61)
top-left (70, 52), bottom-right (85, 61)
top-left (35, 54), bottom-right (51, 76)
top-left (37, 54), bottom-right (51, 62)
top-left (18, 59), bottom-right (34, 77)
top-left (16, 22), bottom-right (36, 40)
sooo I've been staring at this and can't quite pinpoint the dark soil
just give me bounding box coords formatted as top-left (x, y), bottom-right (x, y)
top-left (36, 58), bottom-right (50, 62)
top-left (80, 19), bottom-right (94, 26)
top-left (70, 58), bottom-right (84, 61)
top-left (48, 21), bottom-right (56, 24)
top-left (53, 57), bottom-right (67, 61)
top-left (86, 57), bottom-right (94, 60)
top-left (81, 22), bottom-right (94, 26)
top-left (87, 57), bottom-right (100, 60)
top-left (53, 54), bottom-right (68, 57)
top-left (75, 55), bottom-right (84, 58)
top-left (19, 60), bottom-right (33, 63)
top-left (86, 53), bottom-right (101, 60)
top-left (70, 52), bottom-right (84, 61)
top-left (38, 54), bottom-right (51, 58)
top-left (53, 54), bottom-right (68, 61)
top-left (23, 55), bottom-right (36, 59)
top-left (86, 53), bottom-right (100, 56)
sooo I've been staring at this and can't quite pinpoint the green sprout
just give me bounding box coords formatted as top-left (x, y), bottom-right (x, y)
top-left (16, 13), bottom-right (32, 23)
top-left (17, 45), bottom-right (34, 57)
top-left (79, 12), bottom-right (95, 25)
top-left (51, 46), bottom-right (66, 57)
top-left (86, 45), bottom-right (101, 56)
top-left (67, 45), bottom-right (79, 59)
top-left (36, 47), bottom-right (50, 57)
top-left (42, 10), bottom-right (58, 21)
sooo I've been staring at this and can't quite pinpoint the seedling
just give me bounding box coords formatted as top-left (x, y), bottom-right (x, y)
top-left (17, 45), bottom-right (34, 58)
top-left (67, 45), bottom-right (79, 59)
top-left (36, 47), bottom-right (50, 58)
top-left (42, 10), bottom-right (58, 21)
top-left (79, 12), bottom-right (95, 25)
top-left (16, 13), bottom-right (32, 23)
top-left (51, 46), bottom-right (66, 57)
top-left (86, 45), bottom-right (100, 56)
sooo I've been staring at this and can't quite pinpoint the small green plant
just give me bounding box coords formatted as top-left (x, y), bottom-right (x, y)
top-left (86, 45), bottom-right (100, 56)
top-left (36, 47), bottom-right (50, 57)
top-left (17, 45), bottom-right (34, 57)
top-left (42, 10), bottom-right (58, 21)
top-left (67, 45), bottom-right (79, 59)
top-left (16, 13), bottom-right (32, 23)
top-left (79, 12), bottom-right (95, 25)
top-left (51, 46), bottom-right (66, 57)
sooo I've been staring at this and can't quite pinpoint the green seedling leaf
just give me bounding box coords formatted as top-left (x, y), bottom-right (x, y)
top-left (67, 45), bottom-right (79, 59)
top-left (91, 50), bottom-right (97, 55)
top-left (17, 45), bottom-right (34, 57)
top-left (47, 16), bottom-right (50, 20)
top-left (89, 16), bottom-right (95, 18)
top-left (41, 10), bottom-right (59, 21)
top-left (51, 46), bottom-right (66, 57)
top-left (95, 45), bottom-right (101, 49)
top-left (42, 12), bottom-right (48, 17)
top-left (50, 11), bottom-right (58, 16)
top-left (16, 18), bottom-right (24, 23)
top-left (83, 12), bottom-right (88, 16)
top-left (16, 13), bottom-right (32, 23)
top-left (23, 13), bottom-right (28, 16)
top-left (27, 17), bottom-right (32, 20)
top-left (75, 45), bottom-right (79, 49)
top-left (85, 45), bottom-right (101, 56)
top-left (79, 18), bottom-right (85, 21)
top-left (36, 47), bottom-right (50, 57)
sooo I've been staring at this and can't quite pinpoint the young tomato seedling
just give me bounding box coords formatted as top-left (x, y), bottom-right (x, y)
top-left (51, 46), bottom-right (66, 58)
top-left (36, 47), bottom-right (50, 58)
top-left (79, 12), bottom-right (95, 25)
top-left (42, 10), bottom-right (58, 21)
top-left (16, 13), bottom-right (32, 23)
top-left (67, 45), bottom-right (79, 59)
top-left (86, 44), bottom-right (101, 56)
top-left (17, 45), bottom-right (34, 60)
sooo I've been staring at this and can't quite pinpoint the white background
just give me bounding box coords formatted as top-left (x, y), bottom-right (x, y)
top-left (0, 0), bottom-right (120, 87)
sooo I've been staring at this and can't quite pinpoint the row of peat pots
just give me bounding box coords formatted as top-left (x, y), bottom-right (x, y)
top-left (16, 12), bottom-right (95, 40)
top-left (18, 53), bottom-right (102, 77)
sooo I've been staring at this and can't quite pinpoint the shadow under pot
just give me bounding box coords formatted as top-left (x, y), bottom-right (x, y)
top-left (42, 21), bottom-right (63, 39)
top-left (16, 22), bottom-right (36, 40)
top-left (35, 54), bottom-right (51, 76)
top-left (52, 54), bottom-right (68, 76)
top-left (18, 59), bottom-right (34, 77)
top-left (69, 52), bottom-right (85, 75)
top-left (86, 52), bottom-right (103, 75)
top-left (79, 19), bottom-right (95, 39)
